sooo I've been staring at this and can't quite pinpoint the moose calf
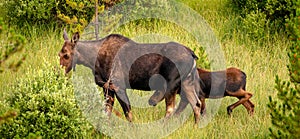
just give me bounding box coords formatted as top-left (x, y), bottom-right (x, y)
top-left (149, 67), bottom-right (254, 116)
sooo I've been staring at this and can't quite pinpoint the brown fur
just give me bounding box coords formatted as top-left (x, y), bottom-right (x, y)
top-left (59, 30), bottom-right (202, 123)
top-left (149, 67), bottom-right (254, 116)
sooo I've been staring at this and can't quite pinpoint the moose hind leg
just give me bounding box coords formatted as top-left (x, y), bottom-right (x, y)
top-left (227, 89), bottom-right (253, 115)
top-left (181, 79), bottom-right (201, 124)
top-left (103, 88), bottom-right (115, 117)
top-left (114, 87), bottom-right (132, 122)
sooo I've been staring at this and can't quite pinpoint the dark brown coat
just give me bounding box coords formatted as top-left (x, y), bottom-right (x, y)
top-left (149, 67), bottom-right (254, 115)
top-left (59, 30), bottom-right (202, 123)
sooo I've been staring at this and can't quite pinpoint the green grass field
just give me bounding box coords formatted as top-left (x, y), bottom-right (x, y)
top-left (0, 0), bottom-right (291, 138)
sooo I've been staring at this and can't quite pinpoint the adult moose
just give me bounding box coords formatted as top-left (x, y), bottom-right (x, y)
top-left (149, 67), bottom-right (254, 116)
top-left (59, 30), bottom-right (202, 123)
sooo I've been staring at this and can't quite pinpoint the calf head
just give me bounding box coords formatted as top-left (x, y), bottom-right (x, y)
top-left (59, 29), bottom-right (80, 73)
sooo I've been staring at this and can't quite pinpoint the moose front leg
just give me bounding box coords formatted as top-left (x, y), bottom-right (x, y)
top-left (148, 90), bottom-right (165, 106)
top-left (164, 91), bottom-right (177, 118)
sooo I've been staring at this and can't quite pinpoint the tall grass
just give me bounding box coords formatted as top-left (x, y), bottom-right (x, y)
top-left (0, 0), bottom-right (290, 138)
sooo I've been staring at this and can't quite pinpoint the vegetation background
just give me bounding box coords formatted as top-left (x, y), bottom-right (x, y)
top-left (0, 0), bottom-right (298, 138)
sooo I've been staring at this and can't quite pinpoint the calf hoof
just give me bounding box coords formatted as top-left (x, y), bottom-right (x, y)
top-left (227, 107), bottom-right (232, 116)
top-left (249, 109), bottom-right (254, 116)
top-left (148, 99), bottom-right (158, 106)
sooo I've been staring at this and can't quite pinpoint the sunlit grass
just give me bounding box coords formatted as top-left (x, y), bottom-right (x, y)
top-left (0, 0), bottom-right (290, 138)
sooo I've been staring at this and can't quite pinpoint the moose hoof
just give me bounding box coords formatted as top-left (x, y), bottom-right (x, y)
top-left (126, 112), bottom-right (133, 122)
top-left (227, 107), bottom-right (232, 116)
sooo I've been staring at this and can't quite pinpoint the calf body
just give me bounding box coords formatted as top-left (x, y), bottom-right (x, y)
top-left (149, 67), bottom-right (254, 116)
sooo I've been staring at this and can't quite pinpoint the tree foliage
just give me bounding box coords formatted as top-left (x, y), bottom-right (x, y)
top-left (268, 1), bottom-right (300, 138)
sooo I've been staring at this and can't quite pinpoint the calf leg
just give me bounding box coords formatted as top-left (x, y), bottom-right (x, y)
top-left (238, 98), bottom-right (254, 115)
top-left (245, 100), bottom-right (255, 115)
top-left (226, 89), bottom-right (253, 115)
top-left (241, 101), bottom-right (251, 113)
top-left (242, 86), bottom-right (255, 115)
top-left (199, 97), bottom-right (206, 115)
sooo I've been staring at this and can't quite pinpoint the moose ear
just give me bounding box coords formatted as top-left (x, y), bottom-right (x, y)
top-left (63, 28), bottom-right (69, 41)
top-left (71, 32), bottom-right (80, 44)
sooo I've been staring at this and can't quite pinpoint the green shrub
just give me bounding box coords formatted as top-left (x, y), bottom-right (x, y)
top-left (231, 0), bottom-right (296, 24)
top-left (0, 60), bottom-right (92, 138)
top-left (3, 0), bottom-right (95, 28)
top-left (0, 110), bottom-right (17, 125)
top-left (240, 10), bottom-right (269, 41)
top-left (100, 0), bottom-right (123, 8)
top-left (230, 0), bottom-right (297, 39)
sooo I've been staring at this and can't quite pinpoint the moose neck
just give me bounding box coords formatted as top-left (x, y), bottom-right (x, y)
top-left (74, 41), bottom-right (102, 72)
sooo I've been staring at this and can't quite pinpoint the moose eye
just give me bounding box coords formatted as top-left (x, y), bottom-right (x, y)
top-left (63, 54), bottom-right (69, 59)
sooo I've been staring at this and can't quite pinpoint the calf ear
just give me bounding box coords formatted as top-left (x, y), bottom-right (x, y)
top-left (71, 32), bottom-right (80, 44)
top-left (63, 28), bottom-right (69, 41)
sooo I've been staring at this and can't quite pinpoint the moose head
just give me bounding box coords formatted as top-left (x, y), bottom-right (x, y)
top-left (58, 29), bottom-right (80, 73)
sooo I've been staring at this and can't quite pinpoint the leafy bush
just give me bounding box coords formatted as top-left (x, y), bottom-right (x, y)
top-left (100, 0), bottom-right (123, 8)
top-left (231, 0), bottom-right (296, 24)
top-left (0, 60), bottom-right (92, 138)
top-left (230, 0), bottom-right (297, 40)
top-left (240, 10), bottom-right (269, 41)
top-left (3, 0), bottom-right (95, 28)
top-left (268, 1), bottom-right (300, 138)
top-left (0, 110), bottom-right (17, 125)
